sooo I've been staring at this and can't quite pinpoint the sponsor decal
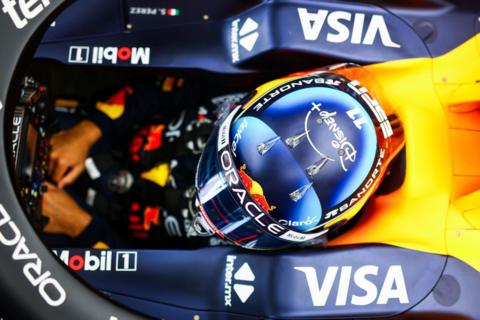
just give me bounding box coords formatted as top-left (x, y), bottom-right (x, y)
top-left (295, 264), bottom-right (409, 307)
top-left (53, 250), bottom-right (137, 272)
top-left (0, 204), bottom-right (66, 307)
top-left (220, 148), bottom-right (286, 237)
top-left (297, 8), bottom-right (401, 48)
top-left (238, 164), bottom-right (276, 213)
top-left (324, 148), bottom-right (384, 220)
top-left (218, 106), bottom-right (239, 150)
top-left (348, 80), bottom-right (393, 138)
top-left (129, 7), bottom-right (180, 16)
top-left (224, 255), bottom-right (236, 306)
top-left (11, 108), bottom-right (23, 164)
top-left (306, 102), bottom-right (357, 172)
top-left (231, 20), bottom-right (240, 62)
top-left (231, 17), bottom-right (260, 63)
top-left (68, 46), bottom-right (89, 64)
top-left (1, 0), bottom-right (50, 29)
top-left (231, 118), bottom-right (248, 156)
top-left (224, 255), bottom-right (255, 306)
top-left (279, 215), bottom-right (319, 227)
top-left (252, 77), bottom-right (341, 112)
top-left (68, 46), bottom-right (151, 65)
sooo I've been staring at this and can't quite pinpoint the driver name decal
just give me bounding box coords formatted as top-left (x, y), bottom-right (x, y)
top-left (295, 265), bottom-right (409, 307)
top-left (297, 8), bottom-right (401, 48)
top-left (1, 0), bottom-right (50, 29)
top-left (0, 204), bottom-right (66, 307)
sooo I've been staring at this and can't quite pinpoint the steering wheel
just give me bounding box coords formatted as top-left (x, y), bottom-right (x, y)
top-left (0, 1), bottom-right (143, 318)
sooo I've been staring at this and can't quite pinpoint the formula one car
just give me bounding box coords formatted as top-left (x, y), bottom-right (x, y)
top-left (0, 0), bottom-right (479, 319)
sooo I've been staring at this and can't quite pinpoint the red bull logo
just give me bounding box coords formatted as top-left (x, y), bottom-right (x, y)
top-left (238, 164), bottom-right (276, 213)
top-left (130, 124), bottom-right (165, 162)
top-left (95, 86), bottom-right (133, 120)
top-left (128, 203), bottom-right (160, 238)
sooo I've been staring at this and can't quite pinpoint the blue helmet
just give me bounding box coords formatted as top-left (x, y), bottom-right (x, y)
top-left (195, 66), bottom-right (404, 249)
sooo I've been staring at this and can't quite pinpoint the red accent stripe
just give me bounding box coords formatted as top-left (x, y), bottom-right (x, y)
top-left (198, 202), bottom-right (225, 239)
top-left (211, 198), bottom-right (229, 224)
top-left (235, 233), bottom-right (258, 243)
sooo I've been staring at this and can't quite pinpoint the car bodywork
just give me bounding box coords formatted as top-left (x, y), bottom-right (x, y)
top-left (0, 0), bottom-right (479, 319)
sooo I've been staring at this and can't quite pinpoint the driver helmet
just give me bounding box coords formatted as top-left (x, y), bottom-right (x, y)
top-left (195, 65), bottom-right (405, 250)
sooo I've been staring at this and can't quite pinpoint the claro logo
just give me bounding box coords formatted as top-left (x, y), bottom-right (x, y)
top-left (295, 265), bottom-right (409, 307)
top-left (1, 0), bottom-right (50, 29)
top-left (298, 8), bottom-right (401, 48)
top-left (0, 204), bottom-right (66, 307)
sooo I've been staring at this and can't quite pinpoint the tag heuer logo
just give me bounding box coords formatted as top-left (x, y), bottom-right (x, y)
top-left (231, 17), bottom-right (260, 63)
top-left (224, 255), bottom-right (256, 306)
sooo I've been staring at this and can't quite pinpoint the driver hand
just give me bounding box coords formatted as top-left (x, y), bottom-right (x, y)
top-left (48, 120), bottom-right (102, 188)
top-left (42, 182), bottom-right (92, 238)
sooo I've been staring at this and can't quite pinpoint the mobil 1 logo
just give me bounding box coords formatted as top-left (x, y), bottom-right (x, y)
top-left (54, 250), bottom-right (138, 272)
top-left (68, 46), bottom-right (151, 65)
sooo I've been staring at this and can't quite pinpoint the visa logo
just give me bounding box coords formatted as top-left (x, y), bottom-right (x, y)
top-left (295, 265), bottom-right (409, 307)
top-left (298, 8), bottom-right (401, 48)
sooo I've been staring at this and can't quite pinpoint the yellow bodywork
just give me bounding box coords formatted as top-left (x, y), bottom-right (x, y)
top-left (242, 34), bottom-right (480, 271)
top-left (329, 34), bottom-right (480, 272)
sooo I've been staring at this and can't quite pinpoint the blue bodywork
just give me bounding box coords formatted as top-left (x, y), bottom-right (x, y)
top-left (38, 1), bottom-right (480, 319)
top-left (35, 0), bottom-right (479, 73)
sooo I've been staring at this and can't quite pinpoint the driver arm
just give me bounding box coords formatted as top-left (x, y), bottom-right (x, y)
top-left (42, 182), bottom-right (121, 247)
top-left (48, 120), bottom-right (102, 188)
top-left (49, 77), bottom-right (191, 188)
top-left (42, 182), bottom-right (92, 238)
